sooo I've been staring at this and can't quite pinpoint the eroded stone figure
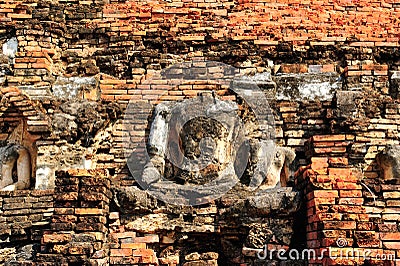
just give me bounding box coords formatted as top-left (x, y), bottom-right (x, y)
top-left (0, 143), bottom-right (31, 191)
top-left (144, 98), bottom-right (296, 190)
top-left (376, 144), bottom-right (400, 181)
top-left (249, 143), bottom-right (296, 190)
top-left (266, 146), bottom-right (296, 188)
top-left (143, 94), bottom-right (242, 186)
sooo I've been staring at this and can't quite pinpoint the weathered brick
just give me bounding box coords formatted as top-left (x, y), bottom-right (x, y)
top-left (43, 233), bottom-right (73, 243)
top-left (383, 192), bottom-right (400, 199)
top-left (383, 242), bottom-right (400, 250)
top-left (328, 157), bottom-right (349, 167)
top-left (333, 182), bottom-right (362, 190)
top-left (379, 232), bottom-right (400, 240)
top-left (110, 248), bottom-right (132, 257)
top-left (75, 208), bottom-right (104, 215)
top-left (120, 243), bottom-right (147, 249)
top-left (312, 135), bottom-right (346, 142)
top-left (134, 235), bottom-right (159, 243)
top-left (109, 257), bottom-right (140, 264)
top-left (322, 221), bottom-right (357, 230)
top-left (338, 198), bottom-right (364, 205)
top-left (307, 190), bottom-right (339, 202)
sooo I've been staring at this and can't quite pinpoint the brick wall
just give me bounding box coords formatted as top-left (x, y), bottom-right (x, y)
top-left (0, 0), bottom-right (399, 98)
top-left (3, 169), bottom-right (300, 265)
top-left (298, 135), bottom-right (400, 265)
top-left (4, 145), bottom-right (400, 265)
top-left (0, 0), bottom-right (399, 187)
top-left (0, 190), bottom-right (53, 244)
top-left (38, 169), bottom-right (111, 265)
top-left (1, 1), bottom-right (400, 265)
top-left (0, 87), bottom-right (50, 137)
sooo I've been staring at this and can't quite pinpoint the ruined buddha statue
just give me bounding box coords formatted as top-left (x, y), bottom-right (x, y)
top-left (0, 143), bottom-right (31, 191)
top-left (376, 144), bottom-right (400, 182)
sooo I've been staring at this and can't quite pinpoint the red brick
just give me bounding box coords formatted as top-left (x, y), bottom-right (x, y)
top-left (375, 42), bottom-right (399, 47)
top-left (379, 232), bottom-right (400, 240)
top-left (321, 230), bottom-right (347, 238)
top-left (110, 257), bottom-right (140, 264)
top-left (101, 95), bottom-right (115, 101)
top-left (307, 190), bottom-right (339, 200)
top-left (132, 248), bottom-right (156, 257)
top-left (254, 40), bottom-right (279, 45)
top-left (110, 232), bottom-right (137, 240)
top-left (280, 64), bottom-right (308, 73)
top-left (374, 65), bottom-right (389, 71)
top-left (311, 197), bottom-right (336, 206)
top-left (115, 95), bottom-right (142, 100)
top-left (313, 147), bottom-right (347, 154)
top-left (32, 63), bottom-right (50, 69)
top-left (313, 213), bottom-right (342, 222)
top-left (333, 182), bottom-right (362, 190)
top-left (357, 222), bottom-right (375, 230)
top-left (322, 221), bottom-right (357, 230)
top-left (312, 135), bottom-right (346, 142)
top-left (315, 175), bottom-right (334, 183)
top-left (339, 190), bottom-right (362, 198)
top-left (311, 157), bottom-right (329, 170)
top-left (321, 64), bottom-right (335, 72)
top-left (306, 222), bottom-right (318, 232)
top-left (68, 243), bottom-right (93, 255)
top-left (110, 248), bottom-right (132, 257)
top-left (42, 233), bottom-right (72, 243)
top-left (357, 214), bottom-right (370, 221)
top-left (13, 63), bottom-right (28, 68)
top-left (313, 141), bottom-right (349, 147)
top-left (374, 70), bottom-right (388, 76)
top-left (383, 242), bottom-right (400, 250)
top-left (314, 169), bottom-right (328, 175)
top-left (338, 198), bottom-right (364, 205)
top-left (349, 42), bottom-right (375, 47)
top-left (7, 13), bottom-right (32, 19)
top-left (120, 243), bottom-right (147, 249)
top-left (307, 231), bottom-right (318, 240)
top-left (377, 223), bottom-right (398, 232)
top-left (131, 248), bottom-right (158, 263)
top-left (328, 168), bottom-right (352, 177)
top-left (75, 208), bottom-right (104, 215)
top-left (134, 235), bottom-right (159, 243)
top-left (347, 70), bottom-right (372, 76)
top-left (328, 157), bottom-right (348, 167)
top-left (322, 238), bottom-right (352, 247)
top-left (331, 205), bottom-right (365, 214)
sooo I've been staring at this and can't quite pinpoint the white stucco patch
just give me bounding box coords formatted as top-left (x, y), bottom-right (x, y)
top-left (2, 37), bottom-right (18, 64)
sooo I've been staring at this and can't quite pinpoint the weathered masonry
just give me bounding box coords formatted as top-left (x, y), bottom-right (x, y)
top-left (0, 0), bottom-right (400, 265)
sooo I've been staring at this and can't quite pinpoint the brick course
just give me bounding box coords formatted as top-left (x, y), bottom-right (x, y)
top-left (299, 135), bottom-right (400, 265)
